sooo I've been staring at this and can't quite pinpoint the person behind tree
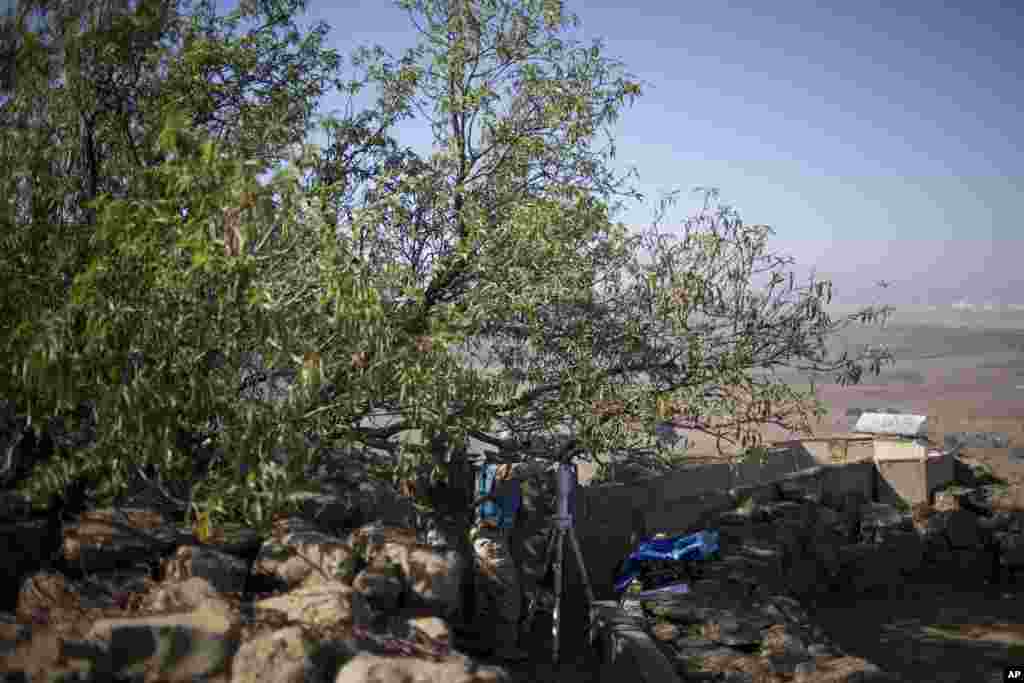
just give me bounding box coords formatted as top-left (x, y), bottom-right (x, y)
top-left (469, 457), bottom-right (550, 661)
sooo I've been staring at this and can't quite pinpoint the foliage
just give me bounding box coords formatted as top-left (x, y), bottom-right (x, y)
top-left (0, 0), bottom-right (893, 537)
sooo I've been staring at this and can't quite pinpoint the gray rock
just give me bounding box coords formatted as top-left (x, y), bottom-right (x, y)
top-left (943, 509), bottom-right (980, 548)
top-left (880, 530), bottom-right (924, 575)
top-left (859, 503), bottom-right (910, 544)
top-left (996, 532), bottom-right (1024, 568)
top-left (160, 545), bottom-right (250, 595)
top-left (786, 558), bottom-right (821, 597)
top-left (353, 566), bottom-right (405, 612)
top-left (794, 659), bottom-right (818, 681)
top-left (944, 431), bottom-right (1009, 450)
top-left (978, 511), bottom-right (1015, 534)
top-left (813, 538), bottom-right (843, 578)
top-left (777, 470), bottom-right (827, 503)
top-left (713, 614), bottom-right (763, 647)
top-left (768, 653), bottom-right (808, 675)
top-left (815, 504), bottom-right (844, 531)
top-left (807, 642), bottom-right (834, 657)
top-left (837, 545), bottom-right (898, 592)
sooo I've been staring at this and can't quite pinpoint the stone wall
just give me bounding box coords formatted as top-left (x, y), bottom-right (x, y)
top-left (571, 448), bottom-right (882, 600)
top-left (569, 440), bottom-right (967, 602)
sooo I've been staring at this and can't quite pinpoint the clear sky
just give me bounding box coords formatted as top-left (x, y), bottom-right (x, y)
top-left (257, 0), bottom-right (1023, 307)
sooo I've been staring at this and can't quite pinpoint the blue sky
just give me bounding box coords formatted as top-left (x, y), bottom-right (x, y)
top-left (263, 0), bottom-right (1022, 306)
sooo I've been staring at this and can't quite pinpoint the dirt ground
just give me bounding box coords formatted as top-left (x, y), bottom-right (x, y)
top-left (811, 580), bottom-right (1024, 683)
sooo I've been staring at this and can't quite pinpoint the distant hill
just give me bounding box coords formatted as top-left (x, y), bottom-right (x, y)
top-left (826, 304), bottom-right (1024, 331)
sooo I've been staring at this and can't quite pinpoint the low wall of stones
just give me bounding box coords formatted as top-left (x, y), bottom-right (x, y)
top-left (573, 444), bottom-right (966, 602)
top-left (580, 452), bottom-right (1023, 681)
top-left (573, 450), bottom-right (877, 601)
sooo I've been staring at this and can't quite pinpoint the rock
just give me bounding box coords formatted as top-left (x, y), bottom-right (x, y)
top-left (768, 652), bottom-right (808, 675)
top-left (160, 544), bottom-right (250, 595)
top-left (995, 532), bottom-right (1024, 568)
top-left (231, 625), bottom-right (335, 683)
top-left (253, 527), bottom-right (356, 590)
top-left (286, 491), bottom-right (362, 534)
top-left (15, 571), bottom-right (83, 624)
top-left (957, 486), bottom-right (1001, 517)
top-left (794, 659), bottom-right (818, 681)
top-left (349, 527), bottom-right (464, 619)
top-left (947, 548), bottom-right (989, 574)
top-left (807, 642), bottom-right (834, 657)
top-left (0, 491), bottom-right (31, 522)
top-left (945, 431), bottom-right (1009, 450)
top-left (813, 537), bottom-right (843, 580)
top-left (334, 653), bottom-right (508, 683)
top-left (815, 504), bottom-right (844, 531)
top-left (730, 484), bottom-right (779, 507)
top-left (651, 620), bottom-right (681, 641)
top-left (941, 510), bottom-right (980, 549)
top-left (404, 615), bottom-right (450, 648)
top-left (858, 503), bottom-right (909, 544)
top-left (62, 507), bottom-right (181, 572)
top-left (718, 509), bottom-right (761, 526)
top-left (761, 623), bottom-right (807, 658)
top-left (760, 500), bottom-right (808, 523)
top-left (978, 511), bottom-right (1016, 535)
top-left (256, 584), bottom-right (372, 629)
top-left (85, 602), bottom-right (239, 681)
top-left (141, 577), bottom-right (230, 614)
top-left (0, 500), bottom-right (488, 683)
top-left (786, 557), bottom-right (821, 597)
top-left (706, 613), bottom-right (763, 647)
top-left (837, 545), bottom-right (897, 593)
top-left (353, 565), bottom-right (405, 612)
top-left (0, 518), bottom-right (52, 610)
top-left (0, 611), bottom-right (30, 655)
top-left (932, 489), bottom-right (960, 512)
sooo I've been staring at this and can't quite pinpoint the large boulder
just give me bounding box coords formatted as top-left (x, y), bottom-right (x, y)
top-left (350, 524), bottom-right (466, 619)
top-left (335, 653), bottom-right (508, 683)
top-left (252, 524), bottom-right (357, 590)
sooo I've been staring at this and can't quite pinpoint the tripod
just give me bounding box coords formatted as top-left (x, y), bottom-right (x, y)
top-left (522, 463), bottom-right (596, 665)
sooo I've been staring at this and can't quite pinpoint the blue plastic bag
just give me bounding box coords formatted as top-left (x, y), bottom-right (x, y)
top-left (614, 529), bottom-right (720, 594)
top-left (475, 463), bottom-right (522, 529)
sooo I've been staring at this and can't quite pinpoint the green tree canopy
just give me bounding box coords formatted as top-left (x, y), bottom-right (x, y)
top-left (0, 0), bottom-right (892, 534)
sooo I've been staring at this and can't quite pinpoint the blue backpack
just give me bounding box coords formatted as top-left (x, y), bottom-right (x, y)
top-left (476, 463), bottom-right (522, 529)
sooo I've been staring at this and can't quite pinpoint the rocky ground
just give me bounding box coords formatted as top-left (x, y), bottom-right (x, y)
top-left (0, 493), bottom-right (605, 683)
top-left (0, 400), bottom-right (603, 683)
top-left (617, 456), bottom-right (1024, 683)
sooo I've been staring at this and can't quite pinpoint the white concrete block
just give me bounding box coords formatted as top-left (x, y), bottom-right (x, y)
top-left (854, 412), bottom-right (929, 437)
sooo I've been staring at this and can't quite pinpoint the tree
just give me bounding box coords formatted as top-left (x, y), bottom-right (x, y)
top-left (1, 0), bottom-right (892, 535)
top-left (0, 0), bottom-right (350, 526)
top-left (294, 0), bottom-right (892, 481)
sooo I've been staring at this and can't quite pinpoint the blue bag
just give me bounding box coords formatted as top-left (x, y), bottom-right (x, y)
top-left (475, 463), bottom-right (522, 529)
top-left (614, 529), bottom-right (720, 594)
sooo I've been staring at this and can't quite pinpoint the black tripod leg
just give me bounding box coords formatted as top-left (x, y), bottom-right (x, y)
top-left (551, 528), bottom-right (565, 665)
top-left (523, 526), bottom-right (558, 635)
top-left (567, 527), bottom-right (595, 606)
top-left (567, 527), bottom-right (597, 646)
